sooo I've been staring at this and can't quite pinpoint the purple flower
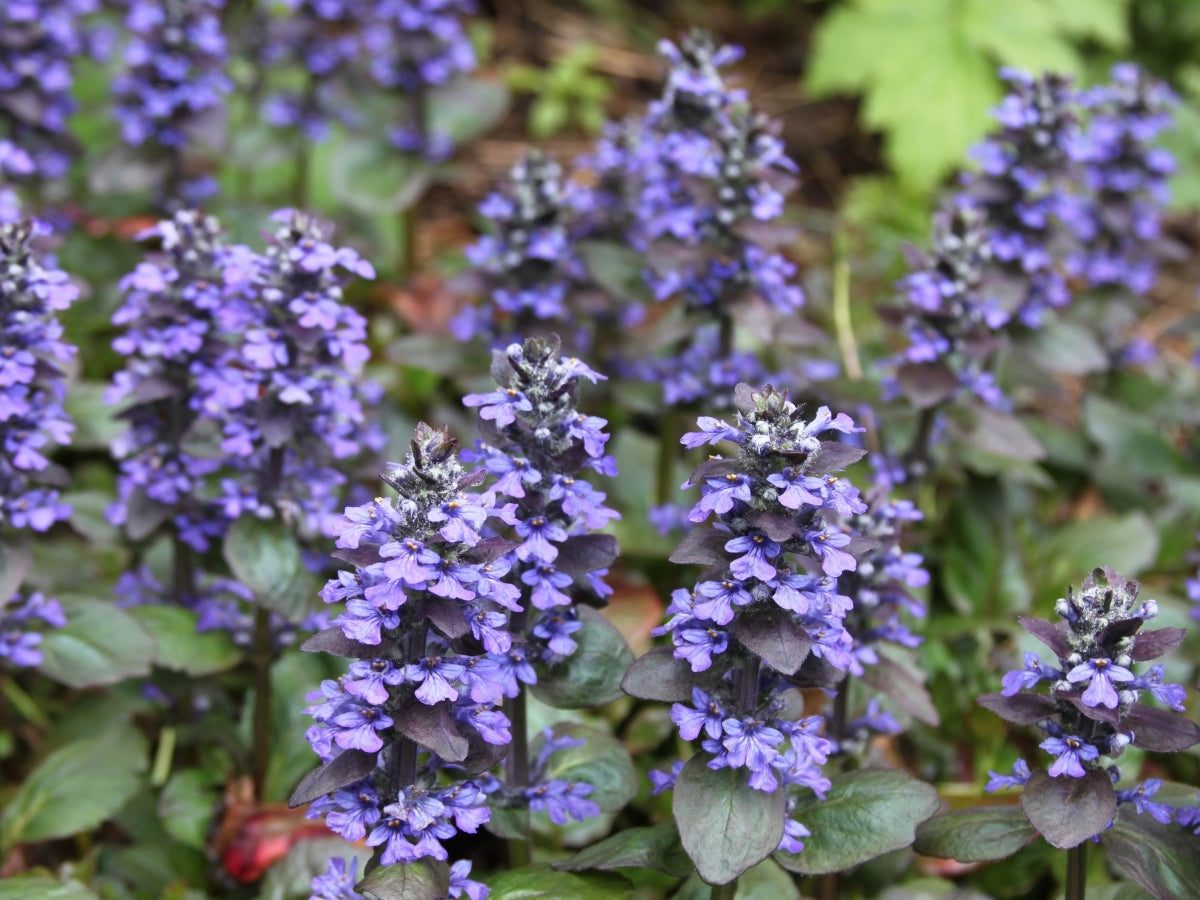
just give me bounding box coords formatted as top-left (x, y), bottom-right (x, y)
top-left (1002, 652), bottom-right (1062, 696)
top-left (525, 779), bottom-right (600, 825)
top-left (1116, 779), bottom-right (1174, 824)
top-left (403, 654), bottom-right (465, 705)
top-left (725, 532), bottom-right (781, 582)
top-left (331, 702), bottom-right (393, 753)
top-left (1066, 657), bottom-right (1134, 709)
top-left (985, 758), bottom-right (1032, 792)
top-left (1041, 734), bottom-right (1099, 778)
top-left (670, 688), bottom-right (727, 741)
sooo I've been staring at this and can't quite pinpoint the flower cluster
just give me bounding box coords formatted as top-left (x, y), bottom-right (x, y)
top-left (838, 494), bottom-right (927, 680)
top-left (983, 568), bottom-right (1198, 828)
top-left (299, 424), bottom-right (503, 888)
top-left (258, 0), bottom-right (373, 140)
top-left (453, 152), bottom-right (592, 349)
top-left (1, 591), bottom-right (66, 668)
top-left (112, 0), bottom-right (232, 205)
top-left (364, 0), bottom-right (476, 161)
top-left (586, 32), bottom-right (807, 407)
top-left (107, 210), bottom-right (236, 552)
top-left (0, 221), bottom-right (77, 534)
top-left (208, 209), bottom-right (381, 533)
top-left (641, 385), bottom-right (870, 854)
top-left (0, 0), bottom-right (98, 181)
top-left (962, 69), bottom-right (1078, 328)
top-left (463, 336), bottom-right (619, 664)
top-left (1061, 63), bottom-right (1177, 296)
top-left (890, 204), bottom-right (1010, 410)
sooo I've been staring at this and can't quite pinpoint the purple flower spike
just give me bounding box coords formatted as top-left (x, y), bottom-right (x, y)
top-left (1066, 657), bottom-right (1134, 709)
top-left (1041, 734), bottom-right (1099, 778)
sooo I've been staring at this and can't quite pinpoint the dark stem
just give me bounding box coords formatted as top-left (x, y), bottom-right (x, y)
top-left (398, 84), bottom-right (429, 279)
top-left (505, 608), bottom-right (532, 868)
top-left (709, 881), bottom-right (737, 900)
top-left (829, 677), bottom-right (849, 746)
top-left (171, 534), bottom-right (196, 608)
top-left (292, 78), bottom-right (317, 208)
top-left (718, 311), bottom-right (734, 359)
top-left (818, 872), bottom-right (840, 900)
top-left (903, 406), bottom-right (938, 481)
top-left (250, 446), bottom-right (287, 798)
top-left (250, 604), bottom-right (272, 798)
top-left (656, 410), bottom-right (680, 506)
top-left (738, 656), bottom-right (760, 712)
top-left (1066, 841), bottom-right (1087, 900)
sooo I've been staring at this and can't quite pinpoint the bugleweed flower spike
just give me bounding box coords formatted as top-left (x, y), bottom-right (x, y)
top-left (0, 220), bottom-right (77, 666)
top-left (296, 424), bottom-right (499, 898)
top-left (917, 567), bottom-right (1200, 900)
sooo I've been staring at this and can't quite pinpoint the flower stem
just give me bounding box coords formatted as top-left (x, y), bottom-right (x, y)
top-left (505, 608), bottom-right (532, 868)
top-left (709, 881), bottom-right (737, 900)
top-left (1066, 842), bottom-right (1087, 900)
top-left (250, 604), bottom-right (272, 798)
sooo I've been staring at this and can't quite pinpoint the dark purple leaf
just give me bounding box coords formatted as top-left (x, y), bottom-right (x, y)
top-left (124, 486), bottom-right (171, 541)
top-left (131, 375), bottom-right (178, 404)
top-left (733, 383), bottom-right (758, 416)
top-left (1097, 616), bottom-right (1143, 647)
top-left (555, 822), bottom-right (691, 877)
top-left (556, 534), bottom-right (619, 576)
top-left (897, 362), bottom-right (959, 409)
top-left (289, 749), bottom-right (377, 808)
top-left (621, 646), bottom-right (718, 703)
top-left (914, 804), bottom-right (1035, 862)
top-left (0, 537), bottom-right (32, 600)
top-left (977, 692), bottom-right (1058, 726)
top-left (805, 442), bottom-right (868, 475)
top-left (460, 537), bottom-right (519, 566)
top-left (1130, 627), bottom-right (1186, 662)
top-left (460, 723), bottom-right (508, 775)
top-left (1101, 807), bottom-right (1200, 900)
top-left (731, 609), bottom-right (811, 676)
top-left (861, 652), bottom-right (940, 726)
top-left (331, 545), bottom-right (380, 568)
top-left (961, 407), bottom-right (1045, 461)
top-left (674, 752), bottom-right (786, 884)
top-left (1125, 705), bottom-right (1200, 752)
top-left (1017, 616), bottom-right (1070, 658)
top-left (356, 858), bottom-right (450, 900)
top-left (670, 527), bottom-right (729, 567)
top-left (1020, 768), bottom-right (1115, 849)
top-left (420, 598), bottom-right (470, 640)
top-left (300, 627), bottom-right (378, 659)
top-left (260, 404), bottom-right (295, 447)
top-left (1063, 694), bottom-right (1119, 724)
top-left (688, 458), bottom-right (743, 483)
top-left (746, 511), bottom-right (803, 543)
top-left (786, 652), bottom-right (845, 689)
top-left (395, 699), bottom-right (469, 762)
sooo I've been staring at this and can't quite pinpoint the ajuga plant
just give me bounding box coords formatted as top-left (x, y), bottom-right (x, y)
top-left (453, 152), bottom-right (594, 350)
top-left (1063, 64), bottom-right (1177, 299)
top-left (461, 336), bottom-right (624, 860)
top-left (111, 0), bottom-right (231, 208)
top-left (614, 384), bottom-right (938, 893)
top-left (588, 32), bottom-right (806, 410)
top-left (294, 423), bottom-right (502, 900)
top-left (961, 68), bottom-right (1078, 330)
top-left (0, 1), bottom-right (98, 185)
top-left (0, 220), bottom-right (76, 670)
top-left (364, 0), bottom-right (476, 163)
top-left (258, 0), bottom-right (371, 142)
top-left (915, 568), bottom-right (1200, 900)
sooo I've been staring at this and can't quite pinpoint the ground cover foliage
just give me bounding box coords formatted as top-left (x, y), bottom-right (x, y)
top-left (3, 2), bottom-right (1200, 899)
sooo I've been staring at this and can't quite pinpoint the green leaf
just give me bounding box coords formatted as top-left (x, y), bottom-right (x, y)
top-left (1044, 0), bottom-right (1129, 46)
top-left (1083, 395), bottom-right (1190, 480)
top-left (0, 877), bottom-right (99, 900)
top-left (673, 753), bottom-right (786, 885)
top-left (959, 0), bottom-right (1081, 75)
top-left (62, 380), bottom-right (125, 451)
top-left (1037, 512), bottom-right (1160, 591)
top-left (957, 408), bottom-right (1045, 462)
top-left (1020, 768), bottom-right (1115, 849)
top-left (427, 77), bottom-right (510, 145)
top-left (913, 804), bottom-right (1036, 862)
top-left (259, 839), bottom-right (372, 900)
top-left (1102, 806), bottom-right (1200, 900)
top-left (733, 858), bottom-right (802, 900)
top-left (326, 133), bottom-right (434, 216)
top-left (486, 865), bottom-right (632, 899)
top-left (535, 723), bottom-right (638, 814)
top-left (530, 97), bottom-right (570, 138)
top-left (37, 595), bottom-right (156, 688)
top-left (530, 606), bottom-right (633, 709)
top-left (222, 516), bottom-right (316, 622)
top-left (0, 723), bottom-right (149, 851)
top-left (939, 483), bottom-right (1030, 617)
top-left (158, 771), bottom-right (218, 851)
top-left (774, 769), bottom-right (940, 875)
top-left (127, 605), bottom-right (241, 675)
top-left (357, 859), bottom-right (450, 900)
top-left (1019, 321), bottom-right (1109, 375)
top-left (557, 822), bottom-right (693, 877)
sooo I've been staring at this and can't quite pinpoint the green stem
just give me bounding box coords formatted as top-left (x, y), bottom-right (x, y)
top-left (832, 230), bottom-right (862, 381)
top-left (150, 725), bottom-right (177, 787)
top-left (709, 881), bottom-right (737, 900)
top-left (1, 673), bottom-right (49, 729)
top-left (1065, 840), bottom-right (1087, 900)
